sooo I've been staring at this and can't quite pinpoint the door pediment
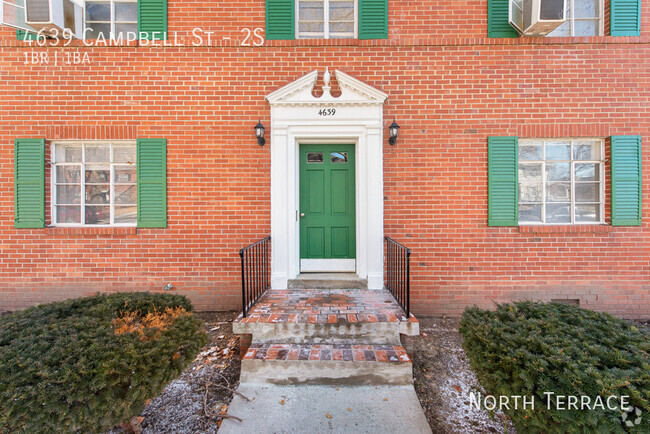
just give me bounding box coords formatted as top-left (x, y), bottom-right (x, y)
top-left (266, 69), bottom-right (388, 107)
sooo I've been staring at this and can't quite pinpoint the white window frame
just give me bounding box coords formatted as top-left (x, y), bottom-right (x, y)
top-left (85, 0), bottom-right (137, 39)
top-left (518, 138), bottom-right (605, 225)
top-left (549, 0), bottom-right (604, 37)
top-left (296, 0), bottom-right (358, 39)
top-left (51, 141), bottom-right (137, 227)
top-left (0, 0), bottom-right (33, 32)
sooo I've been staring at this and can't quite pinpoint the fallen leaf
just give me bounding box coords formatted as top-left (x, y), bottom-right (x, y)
top-left (280, 399), bottom-right (285, 405)
top-left (452, 385), bottom-right (462, 393)
top-left (420, 332), bottom-right (428, 337)
top-left (347, 408), bottom-right (352, 412)
top-left (326, 413), bottom-right (332, 419)
top-left (144, 399), bottom-right (151, 406)
top-left (383, 398), bottom-right (388, 401)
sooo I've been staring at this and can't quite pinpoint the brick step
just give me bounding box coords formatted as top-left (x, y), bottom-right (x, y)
top-left (240, 343), bottom-right (413, 385)
top-left (233, 289), bottom-right (419, 344)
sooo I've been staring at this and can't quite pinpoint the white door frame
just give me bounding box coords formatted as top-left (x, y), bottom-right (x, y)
top-left (266, 70), bottom-right (388, 289)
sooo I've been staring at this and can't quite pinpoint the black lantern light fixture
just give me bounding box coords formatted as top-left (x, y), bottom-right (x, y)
top-left (254, 120), bottom-right (266, 146)
top-left (388, 120), bottom-right (400, 146)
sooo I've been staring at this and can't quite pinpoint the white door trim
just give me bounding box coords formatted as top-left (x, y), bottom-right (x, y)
top-left (266, 69), bottom-right (387, 289)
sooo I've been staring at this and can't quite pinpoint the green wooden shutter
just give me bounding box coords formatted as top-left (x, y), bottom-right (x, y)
top-left (488, 137), bottom-right (518, 226)
top-left (266, 0), bottom-right (294, 40)
top-left (488, 0), bottom-right (518, 38)
top-left (137, 139), bottom-right (167, 228)
top-left (610, 0), bottom-right (641, 36)
top-left (16, 30), bottom-right (39, 41)
top-left (611, 136), bottom-right (642, 226)
top-left (138, 0), bottom-right (167, 40)
top-left (14, 139), bottom-right (45, 229)
top-left (359, 0), bottom-right (388, 40)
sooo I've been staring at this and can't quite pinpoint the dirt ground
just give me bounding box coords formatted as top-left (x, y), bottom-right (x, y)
top-left (111, 312), bottom-right (517, 433)
top-left (411, 317), bottom-right (515, 433)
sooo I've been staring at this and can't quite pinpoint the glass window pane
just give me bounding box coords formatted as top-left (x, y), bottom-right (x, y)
top-left (519, 144), bottom-right (542, 160)
top-left (115, 2), bottom-right (137, 21)
top-left (85, 206), bottom-right (110, 225)
top-left (519, 183), bottom-right (542, 202)
top-left (85, 145), bottom-right (110, 162)
top-left (307, 152), bottom-right (324, 163)
top-left (115, 185), bottom-right (136, 204)
top-left (519, 164), bottom-right (542, 181)
top-left (330, 22), bottom-right (354, 35)
top-left (330, 2), bottom-right (354, 21)
top-left (57, 206), bottom-right (80, 224)
top-left (114, 165), bottom-right (136, 183)
top-left (331, 152), bottom-right (348, 163)
top-left (55, 144), bottom-right (82, 162)
top-left (575, 163), bottom-right (599, 181)
top-left (574, 0), bottom-right (599, 18)
top-left (56, 165), bottom-right (81, 183)
top-left (85, 23), bottom-right (111, 39)
top-left (519, 204), bottom-right (542, 222)
top-left (547, 19), bottom-right (570, 36)
top-left (85, 2), bottom-right (110, 21)
top-left (56, 185), bottom-right (81, 204)
top-left (113, 147), bottom-right (136, 163)
top-left (546, 182), bottom-right (571, 202)
top-left (573, 141), bottom-right (600, 160)
top-left (546, 162), bottom-right (570, 181)
top-left (86, 185), bottom-right (110, 204)
top-left (115, 206), bottom-right (137, 224)
top-left (299, 22), bottom-right (324, 33)
top-left (299, 1), bottom-right (324, 20)
top-left (574, 19), bottom-right (598, 36)
top-left (575, 183), bottom-right (599, 202)
top-left (85, 166), bottom-right (110, 183)
top-left (575, 204), bottom-right (600, 223)
top-left (546, 204), bottom-right (571, 223)
top-left (114, 23), bottom-right (137, 38)
top-left (545, 142), bottom-right (571, 160)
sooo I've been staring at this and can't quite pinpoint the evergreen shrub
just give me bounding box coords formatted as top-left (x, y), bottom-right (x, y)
top-left (0, 292), bottom-right (208, 433)
top-left (459, 301), bottom-right (649, 433)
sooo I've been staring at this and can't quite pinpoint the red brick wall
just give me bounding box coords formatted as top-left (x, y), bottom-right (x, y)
top-left (0, 2), bottom-right (648, 318)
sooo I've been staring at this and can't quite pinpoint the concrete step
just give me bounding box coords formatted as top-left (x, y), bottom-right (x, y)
top-left (288, 273), bottom-right (368, 289)
top-left (240, 343), bottom-right (413, 385)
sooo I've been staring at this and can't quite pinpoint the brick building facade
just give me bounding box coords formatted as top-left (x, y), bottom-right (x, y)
top-left (0, 0), bottom-right (648, 318)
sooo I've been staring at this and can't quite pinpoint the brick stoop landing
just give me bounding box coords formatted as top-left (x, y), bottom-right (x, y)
top-left (233, 289), bottom-right (419, 385)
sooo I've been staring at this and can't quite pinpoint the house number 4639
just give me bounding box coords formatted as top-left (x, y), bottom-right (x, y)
top-left (318, 108), bottom-right (336, 116)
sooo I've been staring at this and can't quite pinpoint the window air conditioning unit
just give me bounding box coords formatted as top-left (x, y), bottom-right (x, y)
top-left (509, 0), bottom-right (566, 36)
top-left (25, 0), bottom-right (83, 38)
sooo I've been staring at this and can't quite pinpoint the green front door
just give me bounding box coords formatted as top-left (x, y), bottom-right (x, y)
top-left (299, 144), bottom-right (356, 272)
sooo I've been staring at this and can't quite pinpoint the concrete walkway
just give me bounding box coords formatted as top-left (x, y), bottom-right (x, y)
top-left (219, 383), bottom-right (432, 433)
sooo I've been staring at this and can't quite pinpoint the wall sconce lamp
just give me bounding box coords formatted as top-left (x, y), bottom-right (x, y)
top-left (388, 120), bottom-right (400, 146)
top-left (254, 120), bottom-right (266, 146)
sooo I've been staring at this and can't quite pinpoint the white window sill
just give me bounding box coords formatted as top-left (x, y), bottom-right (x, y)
top-left (518, 225), bottom-right (612, 234)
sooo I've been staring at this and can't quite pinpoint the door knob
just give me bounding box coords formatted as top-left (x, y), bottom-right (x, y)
top-left (300, 213), bottom-right (305, 217)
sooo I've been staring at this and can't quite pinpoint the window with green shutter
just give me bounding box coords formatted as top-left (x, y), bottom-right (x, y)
top-left (268, 0), bottom-right (388, 40)
top-left (611, 135), bottom-right (642, 226)
top-left (488, 137), bottom-right (519, 226)
top-left (14, 139), bottom-right (45, 229)
top-left (137, 139), bottom-right (167, 228)
top-left (610, 0), bottom-right (641, 36)
top-left (138, 0), bottom-right (167, 40)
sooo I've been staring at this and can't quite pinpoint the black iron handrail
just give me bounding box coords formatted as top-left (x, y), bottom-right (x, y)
top-left (239, 236), bottom-right (271, 317)
top-left (385, 236), bottom-right (411, 317)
